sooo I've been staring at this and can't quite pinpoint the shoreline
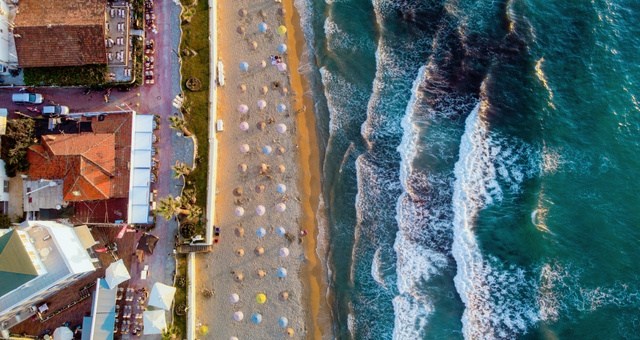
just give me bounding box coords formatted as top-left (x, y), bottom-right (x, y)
top-left (281, 0), bottom-right (332, 338)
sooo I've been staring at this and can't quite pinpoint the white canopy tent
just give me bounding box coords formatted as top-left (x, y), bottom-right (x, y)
top-left (148, 282), bottom-right (177, 310)
top-left (53, 326), bottom-right (73, 340)
top-left (104, 259), bottom-right (131, 289)
top-left (143, 310), bottom-right (167, 335)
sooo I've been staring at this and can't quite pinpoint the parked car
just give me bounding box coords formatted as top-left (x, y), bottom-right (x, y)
top-left (42, 105), bottom-right (70, 117)
top-left (12, 92), bottom-right (44, 104)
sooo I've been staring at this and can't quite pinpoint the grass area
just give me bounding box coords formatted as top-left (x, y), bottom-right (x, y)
top-left (180, 0), bottom-right (210, 210)
top-left (23, 65), bottom-right (107, 86)
top-left (173, 255), bottom-right (188, 338)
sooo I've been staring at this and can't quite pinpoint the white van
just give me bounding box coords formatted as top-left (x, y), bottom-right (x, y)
top-left (12, 93), bottom-right (44, 104)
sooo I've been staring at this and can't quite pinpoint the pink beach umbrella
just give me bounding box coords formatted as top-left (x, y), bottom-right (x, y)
top-left (229, 293), bottom-right (240, 304)
top-left (275, 123), bottom-right (287, 134)
top-left (240, 144), bottom-right (250, 153)
top-left (275, 203), bottom-right (286, 212)
top-left (238, 104), bottom-right (249, 113)
top-left (234, 207), bottom-right (245, 217)
top-left (233, 311), bottom-right (244, 321)
top-left (256, 205), bottom-right (266, 216)
top-left (276, 63), bottom-right (287, 72)
top-left (257, 99), bottom-right (267, 110)
top-left (279, 247), bottom-right (290, 257)
top-left (239, 121), bottom-right (249, 131)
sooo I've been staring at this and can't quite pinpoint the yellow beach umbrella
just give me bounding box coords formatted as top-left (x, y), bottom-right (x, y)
top-left (256, 293), bottom-right (267, 304)
top-left (277, 25), bottom-right (287, 36)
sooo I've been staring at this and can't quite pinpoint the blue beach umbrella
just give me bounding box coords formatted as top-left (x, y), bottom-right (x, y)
top-left (278, 317), bottom-right (288, 328)
top-left (276, 184), bottom-right (287, 194)
top-left (276, 267), bottom-right (287, 278)
top-left (239, 61), bottom-right (249, 72)
top-left (262, 145), bottom-right (273, 155)
top-left (258, 22), bottom-right (268, 33)
top-left (256, 227), bottom-right (266, 238)
top-left (277, 43), bottom-right (287, 53)
top-left (276, 103), bottom-right (287, 113)
top-left (251, 313), bottom-right (263, 324)
top-left (276, 226), bottom-right (286, 236)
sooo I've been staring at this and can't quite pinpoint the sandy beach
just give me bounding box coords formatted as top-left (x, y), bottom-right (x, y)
top-left (195, 0), bottom-right (326, 338)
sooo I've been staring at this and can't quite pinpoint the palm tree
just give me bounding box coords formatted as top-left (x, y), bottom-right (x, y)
top-left (168, 116), bottom-right (192, 136)
top-left (182, 188), bottom-right (197, 204)
top-left (183, 203), bottom-right (203, 222)
top-left (156, 196), bottom-right (191, 220)
top-left (172, 161), bottom-right (192, 178)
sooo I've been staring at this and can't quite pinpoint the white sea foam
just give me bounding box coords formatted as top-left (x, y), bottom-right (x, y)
top-left (371, 248), bottom-right (386, 288)
top-left (324, 17), bottom-right (375, 53)
top-left (392, 294), bottom-right (433, 339)
top-left (319, 66), bottom-right (369, 135)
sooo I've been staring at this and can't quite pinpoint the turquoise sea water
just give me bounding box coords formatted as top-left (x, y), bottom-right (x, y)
top-left (294, 0), bottom-right (640, 338)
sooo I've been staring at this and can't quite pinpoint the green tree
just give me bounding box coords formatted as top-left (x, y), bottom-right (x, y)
top-left (155, 196), bottom-right (190, 220)
top-left (172, 161), bottom-right (192, 178)
top-left (1, 119), bottom-right (36, 177)
top-left (168, 116), bottom-right (192, 137)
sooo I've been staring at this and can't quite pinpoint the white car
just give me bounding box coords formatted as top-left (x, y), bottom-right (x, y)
top-left (12, 92), bottom-right (44, 104)
top-left (42, 105), bottom-right (70, 117)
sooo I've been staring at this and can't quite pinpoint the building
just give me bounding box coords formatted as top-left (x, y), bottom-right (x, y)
top-left (24, 112), bottom-right (155, 225)
top-left (0, 221), bottom-right (97, 333)
top-left (12, 0), bottom-right (107, 68)
top-left (81, 278), bottom-right (116, 340)
top-left (0, 1), bottom-right (17, 75)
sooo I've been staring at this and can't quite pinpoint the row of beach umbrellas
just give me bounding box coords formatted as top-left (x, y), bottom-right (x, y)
top-left (256, 22), bottom-right (288, 35)
top-left (234, 203), bottom-right (287, 216)
top-left (238, 102), bottom-right (287, 113)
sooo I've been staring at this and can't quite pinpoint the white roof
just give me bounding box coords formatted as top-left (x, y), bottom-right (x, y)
top-left (44, 221), bottom-right (95, 274)
top-left (127, 113), bottom-right (154, 224)
top-left (148, 282), bottom-right (176, 310)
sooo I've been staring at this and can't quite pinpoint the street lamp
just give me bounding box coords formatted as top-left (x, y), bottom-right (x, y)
top-left (25, 180), bottom-right (57, 196)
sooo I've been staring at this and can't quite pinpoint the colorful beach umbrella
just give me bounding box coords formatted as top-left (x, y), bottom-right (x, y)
top-left (256, 293), bottom-right (267, 304)
top-left (234, 206), bottom-right (245, 217)
top-left (277, 43), bottom-right (288, 53)
top-left (240, 144), bottom-right (250, 153)
top-left (276, 183), bottom-right (287, 193)
top-left (238, 104), bottom-right (249, 113)
top-left (275, 203), bottom-right (287, 212)
top-left (279, 247), bottom-right (290, 257)
top-left (277, 62), bottom-right (288, 72)
top-left (233, 311), bottom-right (244, 321)
top-left (239, 121), bottom-right (249, 131)
top-left (256, 227), bottom-right (267, 238)
top-left (262, 145), bottom-right (273, 155)
top-left (256, 205), bottom-right (266, 216)
top-left (277, 103), bottom-right (287, 112)
top-left (277, 267), bottom-right (287, 278)
top-left (258, 22), bottom-right (268, 33)
top-left (257, 99), bottom-right (267, 110)
top-left (276, 226), bottom-right (286, 236)
top-left (239, 61), bottom-right (249, 72)
top-left (276, 123), bottom-right (287, 133)
top-left (277, 25), bottom-right (287, 36)
top-left (278, 317), bottom-right (289, 328)
top-left (251, 313), bottom-right (263, 324)
top-left (230, 293), bottom-right (240, 304)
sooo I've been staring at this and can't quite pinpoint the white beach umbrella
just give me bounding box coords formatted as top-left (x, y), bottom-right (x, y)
top-left (239, 61), bottom-right (249, 72)
top-left (257, 99), bottom-right (267, 110)
top-left (53, 327), bottom-right (73, 340)
top-left (277, 103), bottom-right (287, 112)
top-left (143, 310), bottom-right (167, 335)
top-left (275, 123), bottom-right (287, 133)
top-left (105, 259), bottom-right (130, 289)
top-left (231, 337), bottom-right (239, 340)
top-left (258, 22), bottom-right (268, 33)
top-left (233, 311), bottom-right (244, 322)
top-left (239, 121), bottom-right (249, 131)
top-left (256, 205), bottom-right (266, 216)
top-left (276, 226), bottom-right (286, 236)
top-left (276, 267), bottom-right (287, 278)
top-left (235, 206), bottom-right (245, 217)
top-left (277, 43), bottom-right (288, 53)
top-left (279, 247), bottom-right (290, 257)
top-left (229, 293), bottom-right (240, 304)
top-left (238, 104), bottom-right (249, 113)
top-left (276, 62), bottom-right (287, 72)
top-left (278, 316), bottom-right (289, 328)
top-left (276, 183), bottom-right (287, 193)
top-left (275, 202), bottom-right (287, 212)
top-left (256, 227), bottom-right (267, 238)
top-left (148, 282), bottom-right (177, 310)
top-left (240, 144), bottom-right (250, 153)
top-left (262, 145), bottom-right (273, 155)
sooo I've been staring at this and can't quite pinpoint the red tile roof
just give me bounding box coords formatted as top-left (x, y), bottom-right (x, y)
top-left (13, 0), bottom-right (107, 67)
top-left (27, 134), bottom-right (116, 201)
